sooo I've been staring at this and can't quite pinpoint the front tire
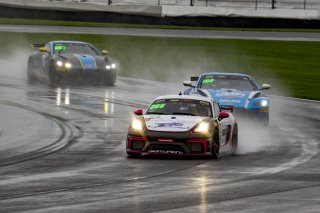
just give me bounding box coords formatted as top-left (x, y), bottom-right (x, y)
top-left (231, 124), bottom-right (238, 155)
top-left (102, 72), bottom-right (116, 86)
top-left (49, 63), bottom-right (58, 86)
top-left (211, 129), bottom-right (220, 159)
top-left (127, 152), bottom-right (141, 158)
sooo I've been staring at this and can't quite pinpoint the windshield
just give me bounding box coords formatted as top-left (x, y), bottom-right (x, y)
top-left (53, 43), bottom-right (99, 55)
top-left (200, 75), bottom-right (256, 91)
top-left (146, 99), bottom-right (212, 117)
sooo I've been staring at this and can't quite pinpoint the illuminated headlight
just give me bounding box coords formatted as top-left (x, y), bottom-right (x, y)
top-left (261, 100), bottom-right (268, 107)
top-left (131, 119), bottom-right (143, 131)
top-left (65, 62), bottom-right (72, 69)
top-left (106, 63), bottom-right (116, 70)
top-left (194, 122), bottom-right (209, 133)
top-left (56, 60), bottom-right (63, 67)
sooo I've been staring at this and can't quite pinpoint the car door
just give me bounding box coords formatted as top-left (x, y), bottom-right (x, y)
top-left (214, 102), bottom-right (230, 147)
top-left (32, 43), bottom-right (51, 79)
top-left (41, 43), bottom-right (51, 79)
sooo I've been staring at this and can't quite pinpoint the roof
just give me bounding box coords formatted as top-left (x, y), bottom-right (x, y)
top-left (155, 95), bottom-right (213, 102)
top-left (200, 72), bottom-right (252, 78)
top-left (50, 40), bottom-right (89, 45)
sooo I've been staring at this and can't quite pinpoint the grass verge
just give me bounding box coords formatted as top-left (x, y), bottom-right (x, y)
top-left (1, 31), bottom-right (319, 100)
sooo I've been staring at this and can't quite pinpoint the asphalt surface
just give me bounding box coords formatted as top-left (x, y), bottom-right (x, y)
top-left (0, 70), bottom-right (319, 212)
top-left (1, 24), bottom-right (320, 41)
top-left (0, 25), bottom-right (319, 212)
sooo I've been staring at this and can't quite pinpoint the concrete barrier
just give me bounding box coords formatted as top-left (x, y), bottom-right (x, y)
top-left (0, 0), bottom-right (320, 28)
top-left (162, 5), bottom-right (320, 20)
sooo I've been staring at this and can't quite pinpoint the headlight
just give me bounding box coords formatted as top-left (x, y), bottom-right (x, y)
top-left (106, 63), bottom-right (116, 70)
top-left (65, 62), bottom-right (72, 69)
top-left (56, 60), bottom-right (63, 67)
top-left (194, 122), bottom-right (209, 133)
top-left (261, 100), bottom-right (268, 107)
top-left (131, 119), bottom-right (143, 131)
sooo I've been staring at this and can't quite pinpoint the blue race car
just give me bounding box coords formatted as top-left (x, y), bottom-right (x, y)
top-left (183, 72), bottom-right (271, 125)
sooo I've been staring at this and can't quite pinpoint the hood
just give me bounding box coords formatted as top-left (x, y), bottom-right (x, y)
top-left (206, 89), bottom-right (254, 108)
top-left (73, 54), bottom-right (97, 70)
top-left (144, 115), bottom-right (204, 132)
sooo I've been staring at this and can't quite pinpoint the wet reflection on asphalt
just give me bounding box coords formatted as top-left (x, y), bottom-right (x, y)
top-left (0, 77), bottom-right (319, 212)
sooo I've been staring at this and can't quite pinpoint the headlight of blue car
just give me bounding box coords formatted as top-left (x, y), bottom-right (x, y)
top-left (252, 100), bottom-right (269, 107)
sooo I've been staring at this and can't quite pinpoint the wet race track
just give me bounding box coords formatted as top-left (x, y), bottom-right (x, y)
top-left (0, 70), bottom-right (319, 212)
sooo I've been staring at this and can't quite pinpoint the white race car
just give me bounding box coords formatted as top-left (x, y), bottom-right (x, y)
top-left (127, 95), bottom-right (238, 158)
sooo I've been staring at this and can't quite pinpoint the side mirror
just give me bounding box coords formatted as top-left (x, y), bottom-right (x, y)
top-left (134, 109), bottom-right (143, 116)
top-left (183, 80), bottom-right (194, 87)
top-left (101, 50), bottom-right (108, 55)
top-left (38, 47), bottom-right (48, 52)
top-left (218, 112), bottom-right (229, 120)
top-left (220, 105), bottom-right (234, 113)
top-left (261, 83), bottom-right (271, 90)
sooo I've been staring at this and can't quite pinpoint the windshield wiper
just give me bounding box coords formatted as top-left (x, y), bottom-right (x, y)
top-left (172, 112), bottom-right (197, 116)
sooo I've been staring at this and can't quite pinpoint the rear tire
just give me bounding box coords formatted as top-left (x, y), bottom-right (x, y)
top-left (27, 59), bottom-right (36, 83)
top-left (231, 124), bottom-right (238, 155)
top-left (211, 129), bottom-right (220, 159)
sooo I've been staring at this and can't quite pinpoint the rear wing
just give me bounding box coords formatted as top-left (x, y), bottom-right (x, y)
top-left (190, 76), bottom-right (199, 81)
top-left (31, 43), bottom-right (45, 48)
top-left (220, 105), bottom-right (234, 113)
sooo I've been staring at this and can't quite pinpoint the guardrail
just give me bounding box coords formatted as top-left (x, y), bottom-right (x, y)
top-left (48, 0), bottom-right (320, 10)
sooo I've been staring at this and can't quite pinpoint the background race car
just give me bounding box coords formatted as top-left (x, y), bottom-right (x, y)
top-left (127, 95), bottom-right (238, 158)
top-left (27, 41), bottom-right (117, 85)
top-left (183, 72), bottom-right (271, 125)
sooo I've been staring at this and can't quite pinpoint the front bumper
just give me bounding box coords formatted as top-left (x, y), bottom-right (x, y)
top-left (233, 107), bottom-right (269, 121)
top-left (55, 68), bottom-right (116, 81)
top-left (126, 132), bottom-right (213, 156)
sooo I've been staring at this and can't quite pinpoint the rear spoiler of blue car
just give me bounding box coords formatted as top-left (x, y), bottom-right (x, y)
top-left (220, 105), bottom-right (234, 113)
top-left (31, 43), bottom-right (45, 48)
top-left (190, 76), bottom-right (199, 81)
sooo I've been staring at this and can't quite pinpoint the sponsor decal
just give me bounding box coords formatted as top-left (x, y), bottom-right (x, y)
top-left (216, 92), bottom-right (246, 98)
top-left (148, 150), bottom-right (183, 154)
top-left (154, 122), bottom-right (184, 128)
top-left (145, 115), bottom-right (163, 120)
top-left (222, 128), bottom-right (228, 136)
top-left (220, 99), bottom-right (241, 103)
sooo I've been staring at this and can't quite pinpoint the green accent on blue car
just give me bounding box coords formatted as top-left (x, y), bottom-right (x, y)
top-left (202, 77), bottom-right (215, 84)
